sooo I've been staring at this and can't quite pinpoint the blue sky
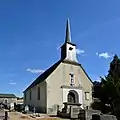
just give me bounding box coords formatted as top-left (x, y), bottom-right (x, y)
top-left (0, 0), bottom-right (120, 97)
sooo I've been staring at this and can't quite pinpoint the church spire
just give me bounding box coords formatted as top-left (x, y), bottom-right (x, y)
top-left (65, 18), bottom-right (71, 43)
top-left (61, 18), bottom-right (78, 62)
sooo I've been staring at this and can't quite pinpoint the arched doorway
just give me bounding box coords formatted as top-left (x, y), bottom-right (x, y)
top-left (67, 90), bottom-right (79, 103)
top-left (68, 92), bottom-right (75, 103)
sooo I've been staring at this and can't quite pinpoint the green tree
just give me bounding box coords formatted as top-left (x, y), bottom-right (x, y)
top-left (92, 54), bottom-right (120, 116)
top-left (104, 55), bottom-right (120, 109)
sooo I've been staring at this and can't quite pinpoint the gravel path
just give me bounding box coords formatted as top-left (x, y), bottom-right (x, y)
top-left (9, 112), bottom-right (34, 120)
top-left (8, 112), bottom-right (66, 120)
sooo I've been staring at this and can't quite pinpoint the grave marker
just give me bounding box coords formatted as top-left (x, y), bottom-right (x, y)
top-left (70, 106), bottom-right (83, 119)
top-left (24, 105), bottom-right (29, 113)
top-left (33, 107), bottom-right (36, 116)
top-left (10, 103), bottom-right (14, 111)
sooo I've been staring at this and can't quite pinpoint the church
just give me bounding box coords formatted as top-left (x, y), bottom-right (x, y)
top-left (23, 19), bottom-right (93, 114)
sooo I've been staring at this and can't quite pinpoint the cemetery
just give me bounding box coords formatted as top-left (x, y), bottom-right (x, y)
top-left (0, 102), bottom-right (114, 120)
top-left (0, 1), bottom-right (120, 120)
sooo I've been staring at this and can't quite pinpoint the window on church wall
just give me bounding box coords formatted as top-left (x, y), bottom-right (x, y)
top-left (85, 92), bottom-right (89, 100)
top-left (38, 87), bottom-right (40, 100)
top-left (69, 73), bottom-right (74, 86)
top-left (30, 90), bottom-right (32, 100)
top-left (24, 93), bottom-right (26, 100)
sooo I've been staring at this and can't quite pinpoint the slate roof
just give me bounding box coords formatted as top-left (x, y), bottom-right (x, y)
top-left (24, 60), bottom-right (62, 92)
top-left (0, 93), bottom-right (17, 98)
top-left (23, 59), bottom-right (93, 92)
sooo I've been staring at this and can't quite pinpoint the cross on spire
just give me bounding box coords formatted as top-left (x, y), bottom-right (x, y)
top-left (65, 18), bottom-right (71, 43)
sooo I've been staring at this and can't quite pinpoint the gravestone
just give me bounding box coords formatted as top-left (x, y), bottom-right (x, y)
top-left (101, 114), bottom-right (117, 120)
top-left (86, 109), bottom-right (101, 120)
top-left (24, 105), bottom-right (29, 113)
top-left (33, 107), bottom-right (36, 116)
top-left (62, 103), bottom-right (67, 113)
top-left (57, 105), bottom-right (60, 112)
top-left (92, 114), bottom-right (117, 120)
top-left (0, 104), bottom-right (3, 109)
top-left (10, 103), bottom-right (14, 111)
top-left (78, 109), bottom-right (86, 120)
top-left (70, 106), bottom-right (82, 119)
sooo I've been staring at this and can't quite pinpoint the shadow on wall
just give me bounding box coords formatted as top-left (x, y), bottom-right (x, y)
top-left (35, 106), bottom-right (46, 113)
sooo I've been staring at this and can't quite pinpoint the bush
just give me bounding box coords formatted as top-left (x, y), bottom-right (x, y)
top-left (91, 102), bottom-right (103, 111)
top-left (14, 104), bottom-right (24, 112)
top-left (91, 101), bottom-right (112, 114)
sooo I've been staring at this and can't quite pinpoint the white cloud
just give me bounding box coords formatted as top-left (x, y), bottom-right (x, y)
top-left (94, 79), bottom-right (101, 82)
top-left (9, 80), bottom-right (16, 85)
top-left (96, 52), bottom-right (113, 59)
top-left (26, 68), bottom-right (45, 74)
top-left (76, 49), bottom-right (85, 55)
top-left (10, 82), bottom-right (16, 85)
top-left (92, 76), bottom-right (101, 82)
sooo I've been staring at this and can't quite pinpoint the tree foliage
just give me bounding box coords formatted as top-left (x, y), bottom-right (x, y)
top-left (92, 54), bottom-right (120, 117)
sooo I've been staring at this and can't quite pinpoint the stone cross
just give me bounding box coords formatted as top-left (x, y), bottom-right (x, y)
top-left (33, 107), bottom-right (36, 116)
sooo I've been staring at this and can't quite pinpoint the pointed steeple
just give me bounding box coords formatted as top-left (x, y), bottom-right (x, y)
top-left (65, 18), bottom-right (71, 43)
top-left (61, 18), bottom-right (78, 62)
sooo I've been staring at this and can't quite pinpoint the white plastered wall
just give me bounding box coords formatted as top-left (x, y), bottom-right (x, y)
top-left (66, 43), bottom-right (78, 62)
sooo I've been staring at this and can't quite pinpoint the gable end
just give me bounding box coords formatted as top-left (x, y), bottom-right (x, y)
top-left (62, 59), bottom-right (93, 84)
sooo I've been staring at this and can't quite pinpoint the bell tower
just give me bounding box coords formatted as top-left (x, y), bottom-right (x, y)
top-left (61, 19), bottom-right (78, 62)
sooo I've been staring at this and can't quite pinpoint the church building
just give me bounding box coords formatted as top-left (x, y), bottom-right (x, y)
top-left (23, 19), bottom-right (93, 114)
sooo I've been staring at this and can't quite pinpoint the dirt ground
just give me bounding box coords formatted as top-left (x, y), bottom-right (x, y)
top-left (9, 112), bottom-right (61, 120)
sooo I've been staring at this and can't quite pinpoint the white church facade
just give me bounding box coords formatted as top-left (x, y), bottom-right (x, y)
top-left (23, 19), bottom-right (93, 114)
